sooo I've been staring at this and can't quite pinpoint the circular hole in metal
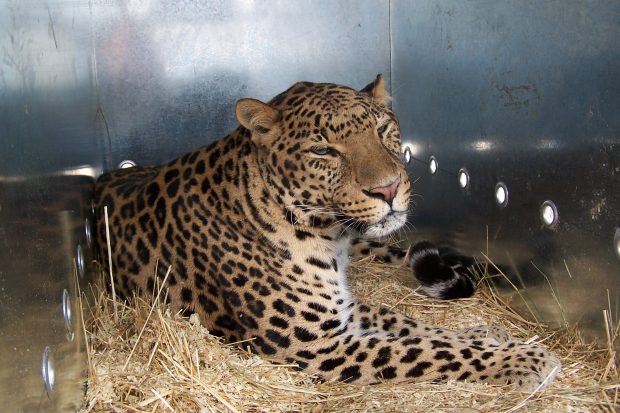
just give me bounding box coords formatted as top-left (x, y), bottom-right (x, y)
top-left (76, 244), bottom-right (85, 278)
top-left (540, 200), bottom-right (559, 227)
top-left (495, 182), bottom-right (508, 207)
top-left (429, 156), bottom-right (438, 175)
top-left (118, 159), bottom-right (136, 169)
top-left (403, 146), bottom-right (412, 164)
top-left (62, 289), bottom-right (74, 341)
top-left (614, 228), bottom-right (620, 260)
top-left (458, 168), bottom-right (469, 189)
top-left (41, 346), bottom-right (55, 393)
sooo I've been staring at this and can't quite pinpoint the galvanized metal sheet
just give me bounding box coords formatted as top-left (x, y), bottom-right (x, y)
top-left (392, 0), bottom-right (620, 343)
top-left (90, 0), bottom-right (391, 168)
top-left (0, 0), bottom-right (390, 409)
top-left (0, 175), bottom-right (93, 411)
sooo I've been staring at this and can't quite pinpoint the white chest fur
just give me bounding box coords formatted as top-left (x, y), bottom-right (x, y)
top-left (292, 235), bottom-right (355, 328)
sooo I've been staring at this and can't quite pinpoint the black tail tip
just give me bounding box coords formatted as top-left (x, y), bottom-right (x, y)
top-left (410, 243), bottom-right (476, 299)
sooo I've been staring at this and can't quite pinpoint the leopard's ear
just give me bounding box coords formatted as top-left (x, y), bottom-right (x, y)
top-left (360, 74), bottom-right (391, 105)
top-left (236, 98), bottom-right (281, 143)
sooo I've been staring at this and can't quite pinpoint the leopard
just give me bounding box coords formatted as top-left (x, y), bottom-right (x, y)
top-left (94, 75), bottom-right (560, 390)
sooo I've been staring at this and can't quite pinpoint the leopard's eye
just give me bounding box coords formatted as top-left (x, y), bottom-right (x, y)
top-left (310, 146), bottom-right (332, 156)
top-left (377, 124), bottom-right (389, 136)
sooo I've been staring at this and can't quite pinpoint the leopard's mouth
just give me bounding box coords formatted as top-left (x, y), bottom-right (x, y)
top-left (364, 210), bottom-right (407, 238)
top-left (335, 210), bottom-right (407, 238)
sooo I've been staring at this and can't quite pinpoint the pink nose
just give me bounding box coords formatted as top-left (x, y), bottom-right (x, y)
top-left (368, 178), bottom-right (400, 205)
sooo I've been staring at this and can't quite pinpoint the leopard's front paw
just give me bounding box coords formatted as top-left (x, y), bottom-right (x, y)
top-left (484, 342), bottom-right (561, 392)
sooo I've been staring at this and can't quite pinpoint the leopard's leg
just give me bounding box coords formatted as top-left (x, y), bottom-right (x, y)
top-left (355, 303), bottom-right (511, 344)
top-left (354, 303), bottom-right (458, 339)
top-left (289, 304), bottom-right (560, 390)
top-left (350, 238), bottom-right (476, 300)
top-left (298, 333), bottom-right (560, 390)
top-left (350, 238), bottom-right (409, 265)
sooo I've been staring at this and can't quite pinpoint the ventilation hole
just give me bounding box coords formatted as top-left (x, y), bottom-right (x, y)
top-left (41, 346), bottom-right (55, 393)
top-left (540, 200), bottom-right (559, 227)
top-left (429, 156), bottom-right (438, 175)
top-left (403, 146), bottom-right (412, 164)
top-left (495, 182), bottom-right (508, 207)
top-left (118, 159), bottom-right (137, 169)
top-left (458, 168), bottom-right (469, 189)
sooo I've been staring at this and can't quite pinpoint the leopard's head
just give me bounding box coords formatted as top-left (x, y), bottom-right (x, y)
top-left (236, 75), bottom-right (410, 238)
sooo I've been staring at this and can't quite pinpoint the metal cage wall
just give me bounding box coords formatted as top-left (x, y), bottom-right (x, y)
top-left (1, 1), bottom-right (618, 410)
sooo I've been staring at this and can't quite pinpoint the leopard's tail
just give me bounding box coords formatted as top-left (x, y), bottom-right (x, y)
top-left (409, 241), bottom-right (476, 299)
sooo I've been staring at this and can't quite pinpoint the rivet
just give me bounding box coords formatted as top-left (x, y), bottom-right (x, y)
top-left (41, 346), bottom-right (55, 393)
top-left (495, 182), bottom-right (508, 207)
top-left (62, 289), bottom-right (74, 341)
top-left (118, 159), bottom-right (136, 169)
top-left (540, 200), bottom-right (559, 227)
top-left (403, 146), bottom-right (412, 164)
top-left (614, 228), bottom-right (620, 260)
top-left (458, 168), bottom-right (469, 189)
top-left (429, 156), bottom-right (438, 175)
top-left (76, 244), bottom-right (85, 278)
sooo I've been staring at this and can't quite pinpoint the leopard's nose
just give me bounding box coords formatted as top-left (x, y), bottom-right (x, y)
top-left (366, 178), bottom-right (400, 206)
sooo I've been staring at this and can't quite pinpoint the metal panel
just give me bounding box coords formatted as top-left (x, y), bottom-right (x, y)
top-left (1, 1), bottom-right (100, 411)
top-left (90, 0), bottom-right (391, 168)
top-left (392, 0), bottom-right (620, 344)
top-left (0, 0), bottom-right (390, 410)
top-left (0, 176), bottom-right (94, 412)
top-left (0, 1), bottom-right (104, 176)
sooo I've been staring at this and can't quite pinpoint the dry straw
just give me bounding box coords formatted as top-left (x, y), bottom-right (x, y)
top-left (80, 254), bottom-right (618, 412)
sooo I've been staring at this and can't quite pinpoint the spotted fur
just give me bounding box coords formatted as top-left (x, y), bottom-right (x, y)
top-left (95, 76), bottom-right (560, 390)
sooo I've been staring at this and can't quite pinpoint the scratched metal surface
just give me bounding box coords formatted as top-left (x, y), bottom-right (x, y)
top-left (0, 0), bottom-right (390, 410)
top-left (392, 0), bottom-right (620, 344)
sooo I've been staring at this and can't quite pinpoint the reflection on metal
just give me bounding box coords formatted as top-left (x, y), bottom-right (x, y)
top-left (495, 182), bottom-right (509, 208)
top-left (41, 346), bottom-right (55, 394)
top-left (614, 229), bottom-right (620, 261)
top-left (392, 0), bottom-right (620, 346)
top-left (470, 140), bottom-right (495, 152)
top-left (60, 166), bottom-right (100, 178)
top-left (536, 139), bottom-right (561, 150)
top-left (118, 160), bottom-right (137, 169)
top-left (458, 168), bottom-right (469, 189)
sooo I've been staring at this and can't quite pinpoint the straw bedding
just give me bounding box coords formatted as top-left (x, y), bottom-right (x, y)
top-left (79, 256), bottom-right (619, 412)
